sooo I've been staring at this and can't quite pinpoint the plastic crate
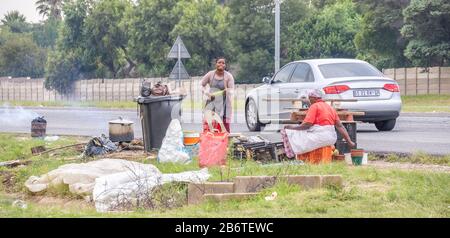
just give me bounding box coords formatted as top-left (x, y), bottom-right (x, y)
top-left (296, 146), bottom-right (333, 164)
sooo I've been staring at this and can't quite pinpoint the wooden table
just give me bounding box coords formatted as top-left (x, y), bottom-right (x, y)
top-left (289, 110), bottom-right (365, 122)
top-left (262, 97), bottom-right (365, 123)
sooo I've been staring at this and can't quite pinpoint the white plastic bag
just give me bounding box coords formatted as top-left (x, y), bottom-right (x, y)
top-left (24, 159), bottom-right (160, 195)
top-left (158, 119), bottom-right (190, 164)
top-left (285, 125), bottom-right (337, 154)
top-left (93, 168), bottom-right (210, 212)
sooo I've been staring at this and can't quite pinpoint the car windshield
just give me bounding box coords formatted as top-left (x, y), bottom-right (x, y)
top-left (318, 63), bottom-right (383, 78)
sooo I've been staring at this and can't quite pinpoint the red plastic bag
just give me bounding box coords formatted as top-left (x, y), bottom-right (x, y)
top-left (199, 110), bottom-right (229, 167)
top-left (198, 131), bottom-right (228, 167)
top-left (202, 120), bottom-right (222, 133)
top-left (202, 110), bottom-right (225, 133)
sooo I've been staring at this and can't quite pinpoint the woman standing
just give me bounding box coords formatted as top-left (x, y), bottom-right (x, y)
top-left (201, 57), bottom-right (235, 132)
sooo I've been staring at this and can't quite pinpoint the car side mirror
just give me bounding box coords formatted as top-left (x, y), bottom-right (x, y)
top-left (262, 77), bottom-right (271, 84)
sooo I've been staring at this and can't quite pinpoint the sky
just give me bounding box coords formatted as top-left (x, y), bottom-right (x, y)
top-left (0, 0), bottom-right (44, 23)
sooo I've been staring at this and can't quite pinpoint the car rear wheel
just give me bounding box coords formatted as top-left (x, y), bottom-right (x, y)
top-left (246, 99), bottom-right (263, 131)
top-left (375, 119), bottom-right (396, 131)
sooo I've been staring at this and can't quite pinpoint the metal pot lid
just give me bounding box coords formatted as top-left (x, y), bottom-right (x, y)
top-left (109, 118), bottom-right (134, 125)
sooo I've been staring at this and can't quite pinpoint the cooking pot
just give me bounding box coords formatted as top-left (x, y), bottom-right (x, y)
top-left (109, 117), bottom-right (134, 142)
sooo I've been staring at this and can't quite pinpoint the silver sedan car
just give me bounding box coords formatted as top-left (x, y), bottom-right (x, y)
top-left (245, 59), bottom-right (402, 131)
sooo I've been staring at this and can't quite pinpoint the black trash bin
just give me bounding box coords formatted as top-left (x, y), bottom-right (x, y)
top-left (136, 95), bottom-right (184, 152)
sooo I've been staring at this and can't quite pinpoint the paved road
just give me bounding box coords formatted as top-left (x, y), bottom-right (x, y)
top-left (1, 107), bottom-right (450, 155)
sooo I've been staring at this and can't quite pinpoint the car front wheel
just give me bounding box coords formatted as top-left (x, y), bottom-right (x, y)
top-left (245, 99), bottom-right (263, 131)
top-left (375, 119), bottom-right (396, 131)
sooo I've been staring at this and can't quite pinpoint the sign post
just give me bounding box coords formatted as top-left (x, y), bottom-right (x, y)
top-left (168, 36), bottom-right (191, 88)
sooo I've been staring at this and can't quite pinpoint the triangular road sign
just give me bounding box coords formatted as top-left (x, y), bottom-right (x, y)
top-left (169, 60), bottom-right (190, 80)
top-left (167, 36), bottom-right (191, 59)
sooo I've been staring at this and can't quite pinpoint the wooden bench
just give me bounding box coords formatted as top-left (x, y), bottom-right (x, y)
top-left (290, 110), bottom-right (365, 122)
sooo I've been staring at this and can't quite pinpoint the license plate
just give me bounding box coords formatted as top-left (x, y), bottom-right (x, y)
top-left (353, 89), bottom-right (380, 97)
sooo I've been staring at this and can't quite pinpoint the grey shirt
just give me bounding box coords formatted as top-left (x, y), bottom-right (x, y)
top-left (201, 70), bottom-right (235, 122)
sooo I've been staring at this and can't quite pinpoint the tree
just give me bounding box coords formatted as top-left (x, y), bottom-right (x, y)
top-left (84, 0), bottom-right (134, 78)
top-left (1, 11), bottom-right (29, 33)
top-left (287, 0), bottom-right (361, 61)
top-left (0, 32), bottom-right (46, 78)
top-left (310, 0), bottom-right (337, 9)
top-left (354, 0), bottom-right (411, 69)
top-left (281, 0), bottom-right (311, 64)
top-left (170, 0), bottom-right (230, 75)
top-left (36, 0), bottom-right (64, 20)
top-left (127, 0), bottom-right (183, 77)
top-left (31, 18), bottom-right (60, 49)
top-left (228, 0), bottom-right (275, 83)
top-left (45, 0), bottom-right (96, 94)
top-left (401, 0), bottom-right (450, 66)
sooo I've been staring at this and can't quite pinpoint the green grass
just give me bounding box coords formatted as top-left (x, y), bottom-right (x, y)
top-left (0, 134), bottom-right (85, 162)
top-left (1, 163), bottom-right (449, 218)
top-left (4, 94), bottom-right (450, 112)
top-left (402, 94), bottom-right (450, 113)
top-left (5, 100), bottom-right (137, 109)
top-left (370, 152), bottom-right (450, 166)
top-left (0, 133), bottom-right (449, 217)
top-left (3, 99), bottom-right (246, 111)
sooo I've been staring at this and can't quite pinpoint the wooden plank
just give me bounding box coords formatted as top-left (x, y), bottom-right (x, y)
top-left (428, 78), bottom-right (439, 84)
top-left (41, 79), bottom-right (44, 101)
top-left (439, 66), bottom-right (441, 95)
top-left (0, 79), bottom-right (3, 101)
top-left (264, 98), bottom-right (358, 102)
top-left (118, 78), bottom-right (122, 101)
top-left (384, 69), bottom-right (395, 75)
top-left (85, 80), bottom-right (88, 101)
top-left (124, 79), bottom-right (127, 101)
top-left (77, 80), bottom-right (81, 101)
top-left (105, 79), bottom-right (108, 101)
top-left (35, 80), bottom-right (38, 101)
top-left (440, 67), bottom-right (450, 74)
top-left (132, 78), bottom-right (135, 99)
top-left (289, 110), bottom-right (365, 116)
top-left (393, 68), bottom-right (397, 81)
top-left (6, 79), bottom-right (10, 100)
top-left (0, 78), bottom-right (6, 101)
top-left (98, 79), bottom-right (101, 101)
top-left (91, 79), bottom-right (94, 101)
top-left (112, 78), bottom-right (115, 102)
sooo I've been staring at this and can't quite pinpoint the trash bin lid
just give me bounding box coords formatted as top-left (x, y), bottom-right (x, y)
top-left (136, 95), bottom-right (185, 104)
top-left (109, 118), bottom-right (134, 125)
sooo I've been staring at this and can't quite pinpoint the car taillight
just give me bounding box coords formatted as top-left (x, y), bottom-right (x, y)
top-left (323, 85), bottom-right (350, 94)
top-left (383, 84), bottom-right (400, 92)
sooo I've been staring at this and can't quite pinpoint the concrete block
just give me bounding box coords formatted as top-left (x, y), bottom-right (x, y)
top-left (284, 175), bottom-right (321, 189)
top-left (188, 182), bottom-right (234, 205)
top-left (234, 176), bottom-right (277, 193)
top-left (203, 193), bottom-right (258, 202)
top-left (320, 175), bottom-right (343, 188)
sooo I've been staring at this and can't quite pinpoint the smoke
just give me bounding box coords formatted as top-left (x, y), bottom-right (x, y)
top-left (0, 103), bottom-right (40, 127)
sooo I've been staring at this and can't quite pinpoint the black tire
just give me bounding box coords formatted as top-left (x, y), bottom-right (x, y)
top-left (375, 119), bottom-right (396, 131)
top-left (245, 99), bottom-right (263, 131)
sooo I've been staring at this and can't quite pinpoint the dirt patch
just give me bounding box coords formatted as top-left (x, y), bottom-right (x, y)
top-left (98, 150), bottom-right (156, 162)
top-left (367, 161), bottom-right (450, 173)
top-left (0, 171), bottom-right (17, 193)
top-left (31, 196), bottom-right (93, 210)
